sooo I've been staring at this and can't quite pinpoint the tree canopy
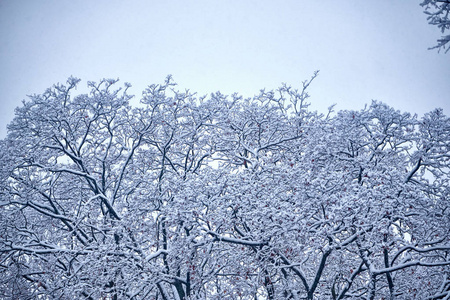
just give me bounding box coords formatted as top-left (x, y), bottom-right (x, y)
top-left (1, 76), bottom-right (449, 299)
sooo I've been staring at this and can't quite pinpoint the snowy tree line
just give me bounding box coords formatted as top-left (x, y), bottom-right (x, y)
top-left (0, 76), bottom-right (449, 299)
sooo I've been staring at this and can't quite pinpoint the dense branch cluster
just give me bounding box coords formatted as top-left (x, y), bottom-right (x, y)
top-left (422, 0), bottom-right (450, 52)
top-left (0, 76), bottom-right (449, 299)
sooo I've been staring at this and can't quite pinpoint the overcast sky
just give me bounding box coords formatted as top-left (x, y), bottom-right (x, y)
top-left (1, 0), bottom-right (449, 138)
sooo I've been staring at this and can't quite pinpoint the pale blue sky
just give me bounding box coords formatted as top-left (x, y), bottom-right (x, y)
top-left (1, 0), bottom-right (449, 138)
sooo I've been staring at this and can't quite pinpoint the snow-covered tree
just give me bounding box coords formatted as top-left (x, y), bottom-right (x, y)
top-left (421, 0), bottom-right (450, 52)
top-left (1, 76), bottom-right (449, 299)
